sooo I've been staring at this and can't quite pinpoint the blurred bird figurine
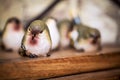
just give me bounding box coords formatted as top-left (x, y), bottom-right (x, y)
top-left (58, 20), bottom-right (72, 49)
top-left (1, 17), bottom-right (24, 52)
top-left (68, 0), bottom-right (101, 52)
top-left (45, 17), bottom-right (60, 50)
top-left (19, 20), bottom-right (52, 58)
top-left (69, 21), bottom-right (101, 52)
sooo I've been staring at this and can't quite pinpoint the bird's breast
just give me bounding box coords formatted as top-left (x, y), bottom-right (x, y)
top-left (25, 33), bottom-right (51, 55)
top-left (29, 37), bottom-right (39, 46)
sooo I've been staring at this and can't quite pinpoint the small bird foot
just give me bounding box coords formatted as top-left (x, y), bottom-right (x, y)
top-left (28, 54), bottom-right (38, 58)
top-left (18, 49), bottom-right (27, 57)
top-left (46, 53), bottom-right (51, 57)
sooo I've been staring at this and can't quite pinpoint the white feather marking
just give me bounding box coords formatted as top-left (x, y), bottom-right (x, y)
top-left (46, 19), bottom-right (60, 50)
top-left (70, 29), bottom-right (78, 42)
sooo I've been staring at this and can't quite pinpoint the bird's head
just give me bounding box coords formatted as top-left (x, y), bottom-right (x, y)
top-left (5, 17), bottom-right (21, 31)
top-left (27, 20), bottom-right (47, 40)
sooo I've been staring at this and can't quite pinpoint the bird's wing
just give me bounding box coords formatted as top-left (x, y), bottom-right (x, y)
top-left (18, 34), bottom-right (27, 56)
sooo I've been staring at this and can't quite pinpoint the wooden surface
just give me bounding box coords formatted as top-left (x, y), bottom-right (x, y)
top-left (48, 69), bottom-right (120, 80)
top-left (0, 47), bottom-right (120, 79)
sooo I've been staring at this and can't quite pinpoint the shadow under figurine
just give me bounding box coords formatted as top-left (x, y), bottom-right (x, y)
top-left (19, 20), bottom-right (52, 58)
top-left (1, 17), bottom-right (24, 52)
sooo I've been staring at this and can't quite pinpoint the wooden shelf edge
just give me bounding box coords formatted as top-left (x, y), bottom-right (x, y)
top-left (0, 51), bottom-right (120, 79)
top-left (48, 69), bottom-right (120, 80)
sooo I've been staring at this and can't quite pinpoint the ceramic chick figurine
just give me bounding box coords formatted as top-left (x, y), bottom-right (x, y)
top-left (1, 17), bottom-right (24, 51)
top-left (69, 22), bottom-right (101, 52)
top-left (45, 17), bottom-right (60, 50)
top-left (19, 20), bottom-right (52, 58)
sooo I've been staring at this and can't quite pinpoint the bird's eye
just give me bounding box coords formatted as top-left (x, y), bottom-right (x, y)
top-left (28, 28), bottom-right (31, 31)
top-left (40, 31), bottom-right (43, 33)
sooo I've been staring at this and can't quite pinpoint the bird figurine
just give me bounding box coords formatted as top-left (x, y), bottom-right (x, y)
top-left (1, 17), bottom-right (24, 52)
top-left (45, 17), bottom-right (60, 50)
top-left (58, 20), bottom-right (72, 49)
top-left (19, 20), bottom-right (52, 58)
top-left (69, 22), bottom-right (101, 52)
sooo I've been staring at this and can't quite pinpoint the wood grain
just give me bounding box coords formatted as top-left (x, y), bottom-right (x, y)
top-left (0, 47), bottom-right (120, 79)
top-left (48, 69), bottom-right (120, 80)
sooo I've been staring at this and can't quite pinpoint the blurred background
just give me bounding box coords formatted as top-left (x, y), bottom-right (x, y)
top-left (0, 0), bottom-right (120, 45)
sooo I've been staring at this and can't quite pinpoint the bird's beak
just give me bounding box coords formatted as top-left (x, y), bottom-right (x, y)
top-left (31, 30), bottom-right (39, 40)
top-left (32, 34), bottom-right (36, 40)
